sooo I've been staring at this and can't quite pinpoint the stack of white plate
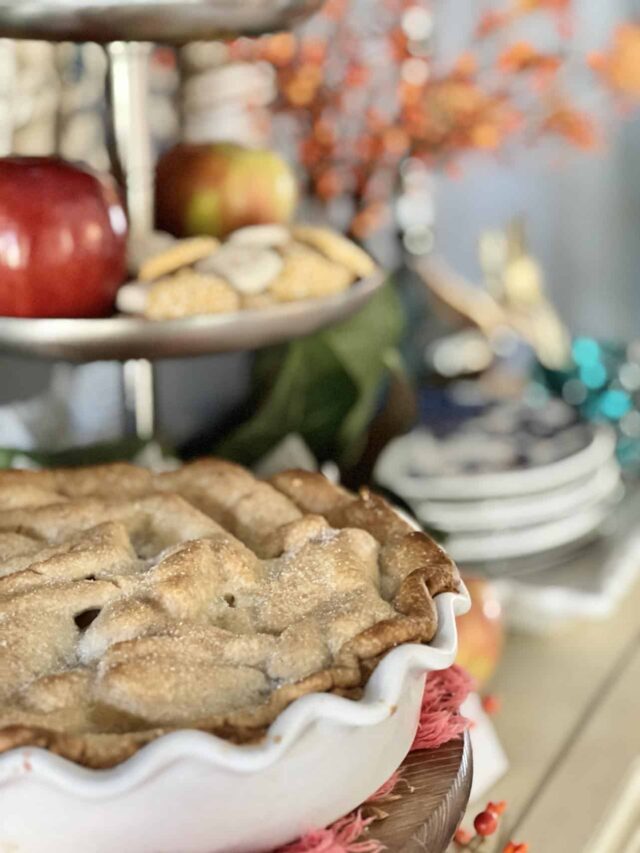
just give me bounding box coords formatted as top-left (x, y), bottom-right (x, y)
top-left (375, 401), bottom-right (623, 569)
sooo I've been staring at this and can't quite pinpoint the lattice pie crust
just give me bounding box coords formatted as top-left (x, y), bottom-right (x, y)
top-left (0, 461), bottom-right (459, 768)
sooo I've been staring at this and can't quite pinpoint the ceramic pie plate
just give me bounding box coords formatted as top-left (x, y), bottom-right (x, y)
top-left (0, 580), bottom-right (469, 853)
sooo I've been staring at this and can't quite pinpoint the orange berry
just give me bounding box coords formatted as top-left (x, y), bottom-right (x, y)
top-left (321, 0), bottom-right (347, 21)
top-left (383, 127), bottom-right (410, 155)
top-left (313, 120), bottom-right (335, 145)
top-left (300, 38), bottom-right (327, 65)
top-left (296, 64), bottom-right (322, 86)
top-left (300, 139), bottom-right (322, 166)
top-left (355, 135), bottom-right (374, 159)
top-left (498, 40), bottom-right (537, 72)
top-left (366, 108), bottom-right (386, 130)
top-left (597, 24), bottom-right (640, 98)
top-left (262, 33), bottom-right (296, 67)
top-left (474, 810), bottom-right (499, 837)
top-left (315, 169), bottom-right (343, 200)
top-left (345, 63), bottom-right (371, 87)
top-left (476, 10), bottom-right (510, 37)
top-left (482, 694), bottom-right (502, 714)
top-left (542, 106), bottom-right (599, 150)
top-left (284, 82), bottom-right (314, 106)
top-left (454, 827), bottom-right (473, 845)
top-left (470, 123), bottom-right (502, 150)
top-left (351, 204), bottom-right (386, 239)
top-left (452, 52), bottom-right (477, 78)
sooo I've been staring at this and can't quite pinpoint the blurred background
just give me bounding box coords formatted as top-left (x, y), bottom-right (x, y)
top-left (436, 0), bottom-right (640, 339)
top-left (1, 1), bottom-right (640, 850)
top-left (5, 0), bottom-right (640, 406)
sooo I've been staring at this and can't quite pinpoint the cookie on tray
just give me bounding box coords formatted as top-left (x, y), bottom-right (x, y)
top-left (292, 225), bottom-right (376, 279)
top-left (138, 237), bottom-right (220, 282)
top-left (118, 271), bottom-right (240, 320)
top-left (196, 244), bottom-right (283, 294)
top-left (229, 224), bottom-right (292, 250)
top-left (269, 246), bottom-right (354, 303)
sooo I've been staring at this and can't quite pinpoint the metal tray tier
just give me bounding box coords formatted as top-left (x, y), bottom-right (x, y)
top-left (0, 0), bottom-right (324, 44)
top-left (0, 273), bottom-right (386, 362)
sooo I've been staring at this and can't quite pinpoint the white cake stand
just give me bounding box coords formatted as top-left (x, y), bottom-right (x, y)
top-left (0, 0), bottom-right (388, 438)
top-left (0, 274), bottom-right (386, 364)
top-left (0, 0), bottom-right (326, 44)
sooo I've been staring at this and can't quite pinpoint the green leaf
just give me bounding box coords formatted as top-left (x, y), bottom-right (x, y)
top-left (0, 438), bottom-right (150, 469)
top-left (217, 338), bottom-right (356, 464)
top-left (324, 282), bottom-right (404, 462)
top-left (216, 280), bottom-right (405, 466)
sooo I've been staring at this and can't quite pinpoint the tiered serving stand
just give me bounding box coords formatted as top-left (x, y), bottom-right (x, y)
top-left (0, 3), bottom-right (471, 850)
top-left (0, 0), bottom-right (384, 438)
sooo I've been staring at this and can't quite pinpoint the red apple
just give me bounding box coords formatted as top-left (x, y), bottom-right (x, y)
top-left (0, 157), bottom-right (127, 318)
top-left (456, 576), bottom-right (504, 688)
top-left (155, 142), bottom-right (298, 239)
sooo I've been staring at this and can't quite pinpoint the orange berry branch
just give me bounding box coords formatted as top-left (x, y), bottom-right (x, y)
top-left (230, 0), bottom-right (640, 237)
top-left (454, 800), bottom-right (529, 851)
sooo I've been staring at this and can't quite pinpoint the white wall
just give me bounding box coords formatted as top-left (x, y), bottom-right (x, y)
top-left (434, 0), bottom-right (640, 338)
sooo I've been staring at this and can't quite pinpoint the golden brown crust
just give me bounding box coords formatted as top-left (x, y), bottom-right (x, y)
top-left (269, 469), bottom-right (353, 516)
top-left (0, 460), bottom-right (459, 768)
top-left (0, 463), bottom-right (154, 500)
top-left (380, 531), bottom-right (461, 600)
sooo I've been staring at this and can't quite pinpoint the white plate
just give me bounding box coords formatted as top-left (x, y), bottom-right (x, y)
top-left (0, 588), bottom-right (469, 853)
top-left (376, 425), bottom-right (616, 501)
top-left (415, 462), bottom-right (622, 534)
top-left (444, 502), bottom-right (619, 563)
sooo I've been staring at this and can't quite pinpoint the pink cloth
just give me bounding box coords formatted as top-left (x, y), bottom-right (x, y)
top-left (275, 665), bottom-right (473, 853)
top-left (412, 664), bottom-right (474, 752)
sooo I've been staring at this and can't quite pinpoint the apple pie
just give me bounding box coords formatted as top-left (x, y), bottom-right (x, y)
top-left (0, 460), bottom-right (459, 768)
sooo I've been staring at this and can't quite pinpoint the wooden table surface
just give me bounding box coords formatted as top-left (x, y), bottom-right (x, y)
top-left (459, 574), bottom-right (640, 853)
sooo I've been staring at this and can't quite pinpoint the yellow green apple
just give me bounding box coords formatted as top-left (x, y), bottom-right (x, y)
top-left (155, 142), bottom-right (298, 239)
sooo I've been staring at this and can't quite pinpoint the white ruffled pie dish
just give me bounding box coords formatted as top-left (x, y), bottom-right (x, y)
top-left (0, 584), bottom-right (469, 853)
